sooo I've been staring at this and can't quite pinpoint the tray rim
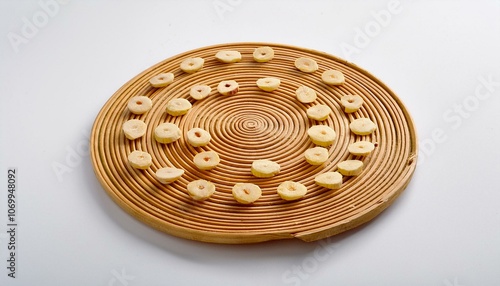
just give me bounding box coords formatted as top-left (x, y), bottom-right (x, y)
top-left (90, 41), bottom-right (418, 244)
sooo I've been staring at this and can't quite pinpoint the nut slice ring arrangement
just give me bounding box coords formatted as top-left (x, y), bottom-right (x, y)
top-left (91, 42), bottom-right (418, 244)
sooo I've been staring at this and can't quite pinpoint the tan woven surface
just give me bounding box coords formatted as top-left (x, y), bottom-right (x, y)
top-left (90, 42), bottom-right (418, 244)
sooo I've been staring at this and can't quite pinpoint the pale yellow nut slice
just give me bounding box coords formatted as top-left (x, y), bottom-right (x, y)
top-left (232, 183), bottom-right (262, 204)
top-left (321, 69), bottom-right (345, 85)
top-left (190, 84), bottom-right (212, 100)
top-left (348, 141), bottom-right (375, 156)
top-left (256, 77), bottom-right (281, 92)
top-left (337, 160), bottom-right (364, 176)
top-left (127, 96), bottom-right (152, 115)
top-left (340, 94), bottom-right (364, 113)
top-left (154, 122), bottom-right (181, 144)
top-left (122, 119), bottom-right (147, 140)
top-left (306, 104), bottom-right (332, 121)
top-left (155, 167), bottom-right (185, 184)
top-left (166, 98), bottom-right (192, 116)
top-left (349, 118), bottom-right (377, 135)
top-left (217, 80), bottom-right (239, 95)
top-left (186, 127), bottom-right (211, 147)
top-left (150, 72), bottom-right (174, 87)
top-left (307, 125), bottom-right (336, 147)
top-left (180, 57), bottom-right (204, 73)
top-left (253, 46), bottom-right (274, 62)
top-left (296, 85), bottom-right (317, 103)
top-left (193, 151), bottom-right (220, 170)
top-left (304, 146), bottom-right (329, 165)
top-left (251, 159), bottom-right (280, 178)
top-left (215, 50), bottom-right (242, 63)
top-left (294, 57), bottom-right (318, 73)
top-left (314, 171), bottom-right (343, 189)
top-left (277, 181), bottom-right (307, 201)
top-left (127, 150), bottom-right (152, 170)
top-left (187, 179), bottom-right (216, 201)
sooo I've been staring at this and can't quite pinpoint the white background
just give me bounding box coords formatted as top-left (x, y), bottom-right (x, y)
top-left (1, 1), bottom-right (500, 285)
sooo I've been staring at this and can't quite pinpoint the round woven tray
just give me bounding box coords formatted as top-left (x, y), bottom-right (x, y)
top-left (90, 42), bottom-right (417, 244)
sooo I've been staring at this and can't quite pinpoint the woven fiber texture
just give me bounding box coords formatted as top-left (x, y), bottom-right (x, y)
top-left (91, 42), bottom-right (418, 244)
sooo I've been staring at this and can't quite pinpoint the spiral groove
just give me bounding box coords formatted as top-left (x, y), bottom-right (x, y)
top-left (91, 43), bottom-right (417, 243)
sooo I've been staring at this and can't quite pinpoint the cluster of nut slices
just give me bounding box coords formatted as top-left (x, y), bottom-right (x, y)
top-left (301, 73), bottom-right (377, 192)
top-left (122, 46), bottom-right (377, 204)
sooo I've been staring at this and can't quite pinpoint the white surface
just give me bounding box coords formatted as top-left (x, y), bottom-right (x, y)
top-left (1, 1), bottom-right (500, 285)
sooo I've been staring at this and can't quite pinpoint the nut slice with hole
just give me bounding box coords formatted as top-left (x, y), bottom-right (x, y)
top-left (186, 128), bottom-right (211, 147)
top-left (128, 150), bottom-right (152, 170)
top-left (217, 80), bottom-right (239, 95)
top-left (122, 119), bottom-right (147, 140)
top-left (193, 151), bottom-right (220, 170)
top-left (166, 98), bottom-right (192, 116)
top-left (150, 72), bottom-right (174, 87)
top-left (251, 159), bottom-right (281, 178)
top-left (253, 46), bottom-right (274, 62)
top-left (127, 96), bottom-right (152, 114)
top-left (349, 118), bottom-right (377, 135)
top-left (314, 172), bottom-right (343, 189)
top-left (187, 179), bottom-right (216, 201)
top-left (180, 57), bottom-right (204, 73)
top-left (154, 122), bottom-right (181, 144)
top-left (348, 141), bottom-right (375, 156)
top-left (304, 146), bottom-right (329, 165)
top-left (307, 125), bottom-right (337, 147)
top-left (306, 104), bottom-right (332, 121)
top-left (256, 77), bottom-right (281, 92)
top-left (277, 181), bottom-right (308, 201)
top-left (340, 94), bottom-right (364, 113)
top-left (190, 84), bottom-right (212, 100)
top-left (232, 183), bottom-right (262, 204)
top-left (321, 69), bottom-right (345, 85)
top-left (215, 50), bottom-right (242, 63)
top-left (294, 57), bottom-right (318, 73)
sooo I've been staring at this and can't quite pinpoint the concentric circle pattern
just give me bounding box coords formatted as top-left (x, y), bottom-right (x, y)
top-left (90, 42), bottom-right (418, 244)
